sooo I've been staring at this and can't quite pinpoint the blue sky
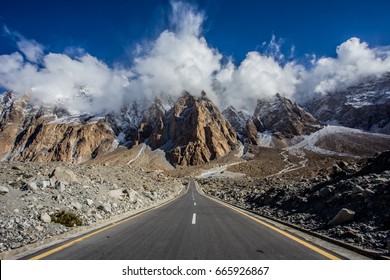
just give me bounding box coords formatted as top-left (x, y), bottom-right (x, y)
top-left (2, 0), bottom-right (390, 65)
top-left (1, 0), bottom-right (390, 113)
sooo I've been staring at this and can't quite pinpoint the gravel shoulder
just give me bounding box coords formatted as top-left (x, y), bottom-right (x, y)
top-left (0, 162), bottom-right (184, 257)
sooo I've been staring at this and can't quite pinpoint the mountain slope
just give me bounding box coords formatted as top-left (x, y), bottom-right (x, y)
top-left (305, 73), bottom-right (390, 134)
top-left (0, 93), bottom-right (117, 163)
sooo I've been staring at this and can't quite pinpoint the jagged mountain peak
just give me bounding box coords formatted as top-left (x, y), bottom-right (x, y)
top-left (222, 105), bottom-right (250, 140)
top-left (136, 91), bottom-right (238, 166)
top-left (253, 93), bottom-right (322, 140)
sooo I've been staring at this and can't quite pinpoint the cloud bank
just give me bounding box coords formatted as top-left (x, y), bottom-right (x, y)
top-left (1, 1), bottom-right (390, 114)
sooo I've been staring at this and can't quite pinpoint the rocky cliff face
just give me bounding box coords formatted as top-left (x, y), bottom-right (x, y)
top-left (222, 106), bottom-right (250, 140)
top-left (305, 73), bottom-right (390, 134)
top-left (135, 92), bottom-right (238, 166)
top-left (253, 93), bottom-right (322, 139)
top-left (0, 93), bottom-right (117, 163)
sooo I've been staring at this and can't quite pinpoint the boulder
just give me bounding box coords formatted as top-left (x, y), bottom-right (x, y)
top-left (98, 203), bottom-right (111, 213)
top-left (125, 189), bottom-right (139, 203)
top-left (352, 185), bottom-right (364, 194)
top-left (55, 181), bottom-right (66, 192)
top-left (40, 213), bottom-right (51, 223)
top-left (51, 167), bottom-right (79, 183)
top-left (41, 181), bottom-right (51, 189)
top-left (86, 199), bottom-right (93, 206)
top-left (319, 186), bottom-right (333, 198)
top-left (71, 202), bottom-right (83, 210)
top-left (108, 189), bottom-right (125, 200)
top-left (0, 185), bottom-right (9, 194)
top-left (328, 208), bottom-right (355, 226)
top-left (26, 181), bottom-right (38, 192)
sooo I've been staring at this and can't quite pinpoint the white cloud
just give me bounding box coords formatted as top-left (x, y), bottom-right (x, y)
top-left (16, 38), bottom-right (44, 63)
top-left (299, 37), bottom-right (390, 95)
top-left (128, 28), bottom-right (222, 104)
top-left (1, 3), bottom-right (390, 116)
top-left (217, 51), bottom-right (304, 110)
top-left (169, 0), bottom-right (204, 37)
top-left (4, 25), bottom-right (44, 63)
top-left (0, 51), bottom-right (132, 114)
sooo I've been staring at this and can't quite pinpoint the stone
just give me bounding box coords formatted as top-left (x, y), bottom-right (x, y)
top-left (86, 199), bottom-right (93, 206)
top-left (51, 167), bottom-right (79, 183)
top-left (365, 189), bottom-right (375, 195)
top-left (319, 186), bottom-right (332, 198)
top-left (40, 213), bottom-right (51, 223)
top-left (71, 202), bottom-right (82, 210)
top-left (126, 189), bottom-right (139, 203)
top-left (55, 181), bottom-right (66, 192)
top-left (35, 226), bottom-right (44, 232)
top-left (98, 203), bottom-right (111, 213)
top-left (328, 208), bottom-right (355, 226)
top-left (0, 185), bottom-right (9, 194)
top-left (108, 189), bottom-right (125, 200)
top-left (27, 181), bottom-right (38, 192)
top-left (41, 180), bottom-right (51, 189)
top-left (352, 185), bottom-right (364, 194)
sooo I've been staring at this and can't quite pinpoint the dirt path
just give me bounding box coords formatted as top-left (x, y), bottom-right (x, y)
top-left (266, 148), bottom-right (308, 178)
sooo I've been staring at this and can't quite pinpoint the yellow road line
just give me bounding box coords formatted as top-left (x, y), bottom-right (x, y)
top-left (30, 187), bottom-right (188, 260)
top-left (206, 195), bottom-right (341, 260)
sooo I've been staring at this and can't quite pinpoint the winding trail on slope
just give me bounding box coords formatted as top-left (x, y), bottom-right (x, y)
top-left (266, 149), bottom-right (308, 178)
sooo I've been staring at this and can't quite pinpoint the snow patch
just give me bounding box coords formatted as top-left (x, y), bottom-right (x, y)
top-left (258, 131), bottom-right (273, 147)
top-left (288, 125), bottom-right (366, 157)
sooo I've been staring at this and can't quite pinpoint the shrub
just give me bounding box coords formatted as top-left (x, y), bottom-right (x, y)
top-left (50, 210), bottom-right (82, 227)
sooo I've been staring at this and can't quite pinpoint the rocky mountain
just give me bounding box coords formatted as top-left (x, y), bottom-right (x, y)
top-left (222, 106), bottom-right (250, 140)
top-left (136, 91), bottom-right (238, 166)
top-left (305, 73), bottom-right (390, 134)
top-left (222, 93), bottom-right (323, 146)
top-left (0, 92), bottom-right (117, 163)
top-left (253, 93), bottom-right (323, 139)
top-left (0, 91), bottom-right (238, 166)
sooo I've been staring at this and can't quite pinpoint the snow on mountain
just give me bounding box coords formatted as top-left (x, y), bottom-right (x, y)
top-left (222, 106), bottom-right (251, 140)
top-left (305, 73), bottom-right (390, 134)
top-left (288, 125), bottom-right (390, 157)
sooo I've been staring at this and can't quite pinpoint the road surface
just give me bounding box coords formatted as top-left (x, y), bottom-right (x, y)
top-left (25, 181), bottom-right (340, 260)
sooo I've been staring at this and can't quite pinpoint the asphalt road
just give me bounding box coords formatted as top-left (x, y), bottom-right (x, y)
top-left (25, 181), bottom-right (340, 260)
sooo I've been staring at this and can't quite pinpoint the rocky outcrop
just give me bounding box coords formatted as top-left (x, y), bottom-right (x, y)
top-left (246, 119), bottom-right (259, 145)
top-left (328, 208), bottom-right (355, 226)
top-left (222, 106), bottom-right (250, 140)
top-left (0, 93), bottom-right (116, 163)
top-left (135, 92), bottom-right (238, 166)
top-left (357, 150), bottom-right (390, 175)
top-left (253, 93), bottom-right (323, 139)
top-left (305, 73), bottom-right (390, 134)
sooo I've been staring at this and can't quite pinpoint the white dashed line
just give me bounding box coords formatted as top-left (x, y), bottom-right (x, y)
top-left (192, 213), bottom-right (196, 224)
top-left (194, 202), bottom-right (196, 206)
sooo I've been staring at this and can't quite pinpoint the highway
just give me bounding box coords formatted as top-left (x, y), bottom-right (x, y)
top-left (25, 181), bottom-right (340, 260)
